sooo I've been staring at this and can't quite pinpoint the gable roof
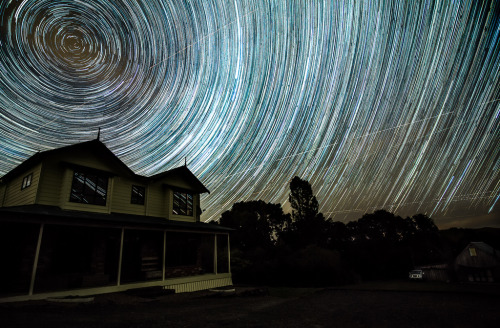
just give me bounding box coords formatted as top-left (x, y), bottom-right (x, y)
top-left (0, 139), bottom-right (134, 183)
top-left (1, 139), bottom-right (209, 194)
top-left (150, 166), bottom-right (210, 194)
top-left (467, 242), bottom-right (499, 258)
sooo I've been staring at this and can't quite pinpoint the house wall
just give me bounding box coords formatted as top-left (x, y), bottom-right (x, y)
top-left (1, 144), bottom-right (204, 222)
top-left (164, 175), bottom-right (197, 191)
top-left (110, 177), bottom-right (147, 216)
top-left (454, 244), bottom-right (500, 282)
top-left (37, 151), bottom-right (115, 206)
top-left (455, 247), bottom-right (500, 268)
top-left (0, 184), bottom-right (6, 207)
top-left (37, 149), bottom-right (120, 214)
top-left (1, 163), bottom-right (42, 207)
top-left (36, 158), bottom-right (63, 206)
top-left (59, 148), bottom-right (124, 173)
top-left (146, 180), bottom-right (168, 217)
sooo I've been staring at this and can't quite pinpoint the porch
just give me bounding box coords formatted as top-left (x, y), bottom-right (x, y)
top-left (0, 215), bottom-right (232, 303)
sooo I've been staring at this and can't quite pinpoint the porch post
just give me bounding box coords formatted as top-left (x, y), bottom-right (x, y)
top-left (28, 223), bottom-right (44, 296)
top-left (227, 233), bottom-right (231, 273)
top-left (162, 230), bottom-right (166, 281)
top-left (117, 228), bottom-right (125, 286)
top-left (214, 234), bottom-right (218, 274)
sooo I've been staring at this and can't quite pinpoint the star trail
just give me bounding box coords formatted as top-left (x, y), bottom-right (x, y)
top-left (1, 0), bottom-right (499, 228)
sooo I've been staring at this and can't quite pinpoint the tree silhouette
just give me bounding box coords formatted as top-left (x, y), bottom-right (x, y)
top-left (287, 176), bottom-right (329, 247)
top-left (219, 200), bottom-right (290, 251)
top-left (289, 176), bottom-right (319, 222)
top-left (218, 176), bottom-right (449, 284)
top-left (406, 213), bottom-right (438, 233)
top-left (404, 214), bottom-right (442, 266)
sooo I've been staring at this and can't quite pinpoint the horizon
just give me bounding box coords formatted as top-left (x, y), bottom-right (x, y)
top-left (1, 1), bottom-right (499, 229)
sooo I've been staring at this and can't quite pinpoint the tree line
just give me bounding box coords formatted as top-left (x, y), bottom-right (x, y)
top-left (217, 176), bottom-right (444, 286)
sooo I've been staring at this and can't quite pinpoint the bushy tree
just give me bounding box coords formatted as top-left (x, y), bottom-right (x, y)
top-left (219, 176), bottom-right (447, 284)
top-left (406, 213), bottom-right (438, 234)
top-left (289, 176), bottom-right (319, 222)
top-left (287, 177), bottom-right (330, 247)
top-left (352, 210), bottom-right (407, 242)
top-left (404, 214), bottom-right (442, 266)
top-left (219, 200), bottom-right (290, 251)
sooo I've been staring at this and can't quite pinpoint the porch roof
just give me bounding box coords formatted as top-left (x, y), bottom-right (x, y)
top-left (0, 205), bottom-right (232, 233)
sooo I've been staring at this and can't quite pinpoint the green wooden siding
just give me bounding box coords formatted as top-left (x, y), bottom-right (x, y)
top-left (37, 150), bottom-right (116, 213)
top-left (0, 185), bottom-right (6, 207)
top-left (2, 164), bottom-right (41, 207)
top-left (145, 182), bottom-right (167, 217)
top-left (36, 158), bottom-right (63, 206)
top-left (1, 144), bottom-right (204, 222)
top-left (110, 177), bottom-right (147, 216)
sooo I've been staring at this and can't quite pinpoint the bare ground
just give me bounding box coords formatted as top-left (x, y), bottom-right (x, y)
top-left (1, 281), bottom-right (499, 328)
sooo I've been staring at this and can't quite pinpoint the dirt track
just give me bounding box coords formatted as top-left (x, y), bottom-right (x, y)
top-left (1, 282), bottom-right (499, 328)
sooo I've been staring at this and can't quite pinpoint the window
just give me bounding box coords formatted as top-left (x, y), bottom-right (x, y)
top-left (21, 173), bottom-right (33, 190)
top-left (131, 185), bottom-right (145, 205)
top-left (69, 170), bottom-right (108, 206)
top-left (173, 191), bottom-right (193, 216)
top-left (469, 247), bottom-right (477, 257)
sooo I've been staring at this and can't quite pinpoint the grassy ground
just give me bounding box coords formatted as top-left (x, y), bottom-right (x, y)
top-left (333, 279), bottom-right (500, 294)
top-left (1, 281), bottom-right (499, 327)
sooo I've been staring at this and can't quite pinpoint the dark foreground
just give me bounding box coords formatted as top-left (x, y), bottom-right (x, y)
top-left (1, 282), bottom-right (499, 328)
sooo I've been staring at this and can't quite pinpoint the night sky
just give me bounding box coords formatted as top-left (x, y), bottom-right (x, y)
top-left (1, 0), bottom-right (499, 228)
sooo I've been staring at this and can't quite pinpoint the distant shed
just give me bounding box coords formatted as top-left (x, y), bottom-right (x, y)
top-left (455, 242), bottom-right (500, 282)
top-left (418, 263), bottom-right (449, 282)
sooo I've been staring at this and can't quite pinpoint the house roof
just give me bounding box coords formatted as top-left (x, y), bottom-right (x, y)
top-left (151, 166), bottom-right (210, 194)
top-left (468, 242), bottom-right (499, 258)
top-left (0, 139), bottom-right (135, 183)
top-left (0, 205), bottom-right (232, 233)
top-left (0, 139), bottom-right (209, 193)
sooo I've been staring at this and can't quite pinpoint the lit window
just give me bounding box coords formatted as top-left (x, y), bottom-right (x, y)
top-left (21, 173), bottom-right (33, 190)
top-left (69, 170), bottom-right (108, 206)
top-left (173, 191), bottom-right (193, 216)
top-left (469, 247), bottom-right (477, 257)
top-left (131, 185), bottom-right (145, 205)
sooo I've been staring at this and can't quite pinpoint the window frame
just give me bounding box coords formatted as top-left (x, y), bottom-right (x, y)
top-left (172, 190), bottom-right (194, 216)
top-left (69, 169), bottom-right (109, 206)
top-left (131, 185), bottom-right (146, 205)
top-left (21, 173), bottom-right (33, 190)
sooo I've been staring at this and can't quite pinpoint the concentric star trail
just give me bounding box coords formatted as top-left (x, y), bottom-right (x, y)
top-left (1, 0), bottom-right (499, 228)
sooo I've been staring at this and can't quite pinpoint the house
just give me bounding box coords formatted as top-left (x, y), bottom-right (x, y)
top-left (0, 139), bottom-right (232, 302)
top-left (414, 241), bottom-right (500, 283)
top-left (454, 242), bottom-right (500, 282)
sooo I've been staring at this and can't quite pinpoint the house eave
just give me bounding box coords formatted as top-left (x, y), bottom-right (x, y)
top-left (0, 205), bottom-right (232, 233)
